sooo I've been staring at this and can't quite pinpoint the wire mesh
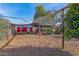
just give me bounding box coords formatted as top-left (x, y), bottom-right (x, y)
top-left (0, 6), bottom-right (78, 56)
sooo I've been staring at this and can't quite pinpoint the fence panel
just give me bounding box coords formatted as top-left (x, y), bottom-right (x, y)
top-left (0, 18), bottom-right (9, 41)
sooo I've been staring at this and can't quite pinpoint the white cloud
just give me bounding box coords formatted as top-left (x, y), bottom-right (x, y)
top-left (0, 4), bottom-right (21, 16)
top-left (0, 8), bottom-right (9, 16)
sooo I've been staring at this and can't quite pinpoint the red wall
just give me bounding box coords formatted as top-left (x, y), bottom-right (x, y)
top-left (17, 27), bottom-right (32, 33)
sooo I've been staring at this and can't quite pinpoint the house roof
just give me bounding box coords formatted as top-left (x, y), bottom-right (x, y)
top-left (33, 12), bottom-right (55, 26)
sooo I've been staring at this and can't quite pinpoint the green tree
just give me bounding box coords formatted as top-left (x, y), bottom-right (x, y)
top-left (64, 3), bottom-right (79, 39)
top-left (33, 5), bottom-right (46, 19)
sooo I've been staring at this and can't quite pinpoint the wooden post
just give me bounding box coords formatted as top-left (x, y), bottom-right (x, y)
top-left (38, 19), bottom-right (42, 38)
top-left (6, 21), bottom-right (9, 40)
top-left (12, 25), bottom-right (14, 35)
top-left (13, 25), bottom-right (15, 35)
top-left (12, 25), bottom-right (15, 35)
top-left (61, 9), bottom-right (64, 49)
top-left (38, 24), bottom-right (41, 38)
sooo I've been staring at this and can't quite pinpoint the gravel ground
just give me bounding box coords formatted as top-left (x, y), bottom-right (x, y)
top-left (0, 34), bottom-right (79, 56)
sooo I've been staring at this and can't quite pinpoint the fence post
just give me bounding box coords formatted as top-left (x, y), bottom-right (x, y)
top-left (38, 24), bottom-right (41, 38)
top-left (61, 9), bottom-right (64, 49)
top-left (6, 21), bottom-right (10, 40)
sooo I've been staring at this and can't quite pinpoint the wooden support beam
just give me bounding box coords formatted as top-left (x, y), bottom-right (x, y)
top-left (38, 19), bottom-right (42, 38)
top-left (38, 24), bottom-right (41, 38)
top-left (11, 25), bottom-right (15, 35)
top-left (61, 9), bottom-right (65, 49)
top-left (13, 25), bottom-right (15, 35)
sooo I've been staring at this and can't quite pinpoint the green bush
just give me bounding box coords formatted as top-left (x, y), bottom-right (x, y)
top-left (64, 4), bottom-right (79, 39)
top-left (42, 27), bottom-right (52, 34)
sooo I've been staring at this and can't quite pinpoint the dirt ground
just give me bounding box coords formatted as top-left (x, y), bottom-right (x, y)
top-left (0, 34), bottom-right (79, 56)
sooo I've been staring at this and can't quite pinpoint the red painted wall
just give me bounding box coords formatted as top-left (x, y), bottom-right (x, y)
top-left (17, 27), bottom-right (33, 33)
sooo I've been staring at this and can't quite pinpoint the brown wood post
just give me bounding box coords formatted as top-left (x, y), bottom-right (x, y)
top-left (6, 21), bottom-right (9, 40)
top-left (38, 24), bottom-right (41, 38)
top-left (61, 9), bottom-right (64, 49)
top-left (12, 25), bottom-right (14, 35)
top-left (11, 25), bottom-right (12, 35)
top-left (13, 25), bottom-right (16, 35)
top-left (12, 25), bottom-right (15, 35)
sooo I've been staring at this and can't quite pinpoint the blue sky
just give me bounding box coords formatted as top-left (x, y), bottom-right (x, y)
top-left (0, 3), bottom-right (68, 24)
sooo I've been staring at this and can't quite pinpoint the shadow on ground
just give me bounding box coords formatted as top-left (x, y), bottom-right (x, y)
top-left (0, 46), bottom-right (72, 56)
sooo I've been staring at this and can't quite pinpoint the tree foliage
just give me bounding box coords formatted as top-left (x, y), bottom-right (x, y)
top-left (33, 5), bottom-right (46, 19)
top-left (64, 3), bottom-right (79, 38)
